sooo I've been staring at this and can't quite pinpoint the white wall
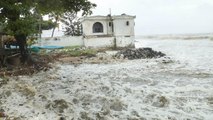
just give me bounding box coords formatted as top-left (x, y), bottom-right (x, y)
top-left (84, 36), bottom-right (135, 48)
top-left (84, 37), bottom-right (115, 48)
top-left (41, 29), bottom-right (64, 38)
top-left (113, 19), bottom-right (135, 36)
top-left (40, 36), bottom-right (83, 47)
top-left (38, 36), bottom-right (135, 48)
top-left (81, 15), bottom-right (135, 37)
top-left (116, 36), bottom-right (135, 48)
top-left (82, 20), bottom-right (109, 36)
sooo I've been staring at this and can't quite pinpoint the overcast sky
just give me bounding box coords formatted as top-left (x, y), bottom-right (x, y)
top-left (89, 0), bottom-right (213, 35)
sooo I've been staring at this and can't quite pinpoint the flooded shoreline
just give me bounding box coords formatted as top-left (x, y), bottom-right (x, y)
top-left (0, 39), bottom-right (213, 120)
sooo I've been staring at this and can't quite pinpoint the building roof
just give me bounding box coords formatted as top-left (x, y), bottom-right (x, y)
top-left (81, 14), bottom-right (136, 22)
top-left (112, 13), bottom-right (136, 19)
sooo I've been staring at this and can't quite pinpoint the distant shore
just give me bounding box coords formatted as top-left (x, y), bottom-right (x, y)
top-left (136, 33), bottom-right (213, 40)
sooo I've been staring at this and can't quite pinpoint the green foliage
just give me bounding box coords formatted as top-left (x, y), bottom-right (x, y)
top-left (62, 0), bottom-right (97, 15)
top-left (41, 20), bottom-right (57, 30)
top-left (61, 12), bottom-right (82, 36)
top-left (4, 16), bottom-right (39, 36)
top-left (0, 23), bottom-right (5, 33)
top-left (0, 1), bottom-right (38, 36)
top-left (0, 0), bottom-right (96, 37)
top-left (0, 0), bottom-right (96, 62)
top-left (46, 0), bottom-right (96, 37)
top-left (27, 36), bottom-right (37, 46)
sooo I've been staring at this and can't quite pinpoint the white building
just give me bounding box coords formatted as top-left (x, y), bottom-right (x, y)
top-left (81, 14), bottom-right (136, 48)
top-left (39, 14), bottom-right (136, 48)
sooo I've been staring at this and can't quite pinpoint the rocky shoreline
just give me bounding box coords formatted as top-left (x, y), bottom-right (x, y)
top-left (0, 47), bottom-right (167, 77)
top-left (57, 47), bottom-right (167, 65)
top-left (115, 48), bottom-right (166, 60)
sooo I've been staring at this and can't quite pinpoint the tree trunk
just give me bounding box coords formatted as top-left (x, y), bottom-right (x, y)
top-left (51, 15), bottom-right (59, 38)
top-left (15, 34), bottom-right (29, 63)
top-left (51, 26), bottom-right (56, 37)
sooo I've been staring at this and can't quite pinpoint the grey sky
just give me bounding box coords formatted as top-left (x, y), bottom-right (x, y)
top-left (90, 0), bottom-right (213, 35)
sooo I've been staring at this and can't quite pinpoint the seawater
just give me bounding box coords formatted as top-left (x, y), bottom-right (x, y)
top-left (1, 38), bottom-right (213, 120)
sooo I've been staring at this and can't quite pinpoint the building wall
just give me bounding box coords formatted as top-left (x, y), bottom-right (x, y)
top-left (83, 36), bottom-right (135, 48)
top-left (113, 18), bottom-right (135, 48)
top-left (82, 20), bottom-right (110, 36)
top-left (39, 36), bottom-right (135, 48)
top-left (84, 37), bottom-right (115, 48)
top-left (107, 21), bottom-right (113, 35)
top-left (113, 18), bottom-right (135, 36)
top-left (82, 17), bottom-right (135, 37)
top-left (40, 36), bottom-right (83, 47)
top-left (116, 36), bottom-right (135, 48)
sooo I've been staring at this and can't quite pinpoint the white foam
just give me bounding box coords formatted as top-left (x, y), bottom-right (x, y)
top-left (1, 39), bottom-right (213, 120)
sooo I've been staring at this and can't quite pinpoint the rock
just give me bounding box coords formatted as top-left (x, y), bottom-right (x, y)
top-left (115, 48), bottom-right (166, 60)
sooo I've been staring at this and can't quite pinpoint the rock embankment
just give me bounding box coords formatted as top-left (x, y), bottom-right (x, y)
top-left (115, 48), bottom-right (166, 60)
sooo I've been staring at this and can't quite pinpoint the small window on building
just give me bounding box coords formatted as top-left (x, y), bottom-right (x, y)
top-left (109, 22), bottom-right (112, 27)
top-left (93, 22), bottom-right (103, 33)
top-left (126, 21), bottom-right (129, 26)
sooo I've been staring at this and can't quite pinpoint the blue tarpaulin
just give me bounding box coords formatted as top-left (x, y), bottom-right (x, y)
top-left (35, 46), bottom-right (64, 49)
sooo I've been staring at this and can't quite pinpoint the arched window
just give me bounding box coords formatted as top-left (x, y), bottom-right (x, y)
top-left (93, 22), bottom-right (103, 33)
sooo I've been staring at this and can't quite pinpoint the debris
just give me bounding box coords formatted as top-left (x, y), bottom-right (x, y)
top-left (0, 112), bottom-right (6, 117)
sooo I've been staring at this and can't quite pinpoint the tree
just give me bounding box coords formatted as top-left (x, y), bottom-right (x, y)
top-left (40, 20), bottom-right (57, 30)
top-left (48, 12), bottom-right (64, 37)
top-left (0, 0), bottom-right (96, 63)
top-left (61, 12), bottom-right (82, 36)
top-left (0, 1), bottom-right (39, 63)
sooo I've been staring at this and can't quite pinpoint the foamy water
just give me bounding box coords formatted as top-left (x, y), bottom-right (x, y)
top-left (0, 39), bottom-right (213, 120)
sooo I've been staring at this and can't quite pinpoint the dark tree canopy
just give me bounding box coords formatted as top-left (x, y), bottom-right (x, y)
top-left (40, 20), bottom-right (57, 30)
top-left (0, 0), bottom-right (96, 63)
